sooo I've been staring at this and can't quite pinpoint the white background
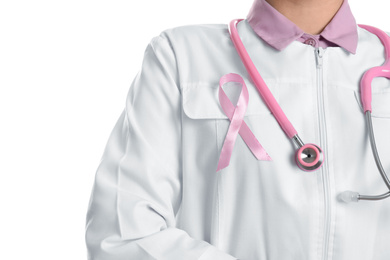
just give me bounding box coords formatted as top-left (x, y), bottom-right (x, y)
top-left (0, 0), bottom-right (388, 259)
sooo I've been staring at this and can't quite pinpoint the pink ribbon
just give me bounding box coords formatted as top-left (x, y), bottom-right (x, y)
top-left (216, 73), bottom-right (272, 172)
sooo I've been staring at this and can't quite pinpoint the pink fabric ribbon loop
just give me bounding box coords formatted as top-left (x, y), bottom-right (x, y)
top-left (216, 73), bottom-right (272, 172)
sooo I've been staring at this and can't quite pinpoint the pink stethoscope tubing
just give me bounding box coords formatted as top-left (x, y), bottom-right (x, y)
top-left (229, 19), bottom-right (323, 172)
top-left (358, 24), bottom-right (390, 112)
top-left (228, 19), bottom-right (390, 202)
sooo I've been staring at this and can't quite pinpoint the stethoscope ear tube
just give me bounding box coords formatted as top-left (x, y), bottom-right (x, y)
top-left (359, 24), bottom-right (390, 113)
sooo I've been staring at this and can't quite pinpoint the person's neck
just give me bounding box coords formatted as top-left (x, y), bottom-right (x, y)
top-left (265, 0), bottom-right (344, 35)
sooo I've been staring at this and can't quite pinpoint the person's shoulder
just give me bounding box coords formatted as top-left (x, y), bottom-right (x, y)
top-left (162, 23), bottom-right (228, 36)
top-left (357, 24), bottom-right (390, 41)
top-left (155, 23), bottom-right (229, 45)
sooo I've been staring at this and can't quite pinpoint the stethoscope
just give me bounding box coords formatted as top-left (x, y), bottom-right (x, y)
top-left (228, 19), bottom-right (390, 202)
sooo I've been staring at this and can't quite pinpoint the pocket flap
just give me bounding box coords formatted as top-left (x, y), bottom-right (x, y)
top-left (182, 80), bottom-right (278, 119)
top-left (355, 90), bottom-right (390, 118)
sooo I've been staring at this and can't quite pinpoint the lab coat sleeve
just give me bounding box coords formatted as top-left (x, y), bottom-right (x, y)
top-left (85, 33), bottom-right (238, 260)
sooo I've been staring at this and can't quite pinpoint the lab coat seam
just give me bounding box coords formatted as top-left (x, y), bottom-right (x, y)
top-left (216, 176), bottom-right (221, 249)
top-left (315, 161), bottom-right (321, 259)
top-left (116, 112), bottom-right (131, 239)
top-left (368, 113), bottom-right (390, 119)
top-left (369, 89), bottom-right (390, 94)
top-left (215, 119), bottom-right (221, 248)
top-left (166, 23), bottom-right (228, 34)
top-left (151, 34), bottom-right (181, 95)
top-left (329, 138), bottom-right (337, 260)
top-left (327, 83), bottom-right (356, 92)
top-left (177, 81), bottom-right (184, 218)
top-left (160, 30), bottom-right (183, 94)
top-left (181, 83), bottom-right (273, 119)
top-left (147, 34), bottom-right (184, 184)
top-left (182, 80), bottom-right (311, 86)
top-left (335, 86), bottom-right (390, 119)
top-left (181, 82), bottom-right (219, 87)
top-left (326, 82), bottom-right (390, 95)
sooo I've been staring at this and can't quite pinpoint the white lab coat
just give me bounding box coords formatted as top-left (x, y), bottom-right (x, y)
top-left (85, 19), bottom-right (390, 260)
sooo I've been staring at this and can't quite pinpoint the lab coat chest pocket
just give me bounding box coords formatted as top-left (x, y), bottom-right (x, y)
top-left (353, 80), bottom-right (390, 119)
top-left (353, 79), bottom-right (390, 171)
top-left (182, 81), bottom-right (278, 119)
top-left (330, 80), bottom-right (390, 195)
top-left (181, 80), bottom-right (278, 172)
top-left (328, 79), bottom-right (390, 130)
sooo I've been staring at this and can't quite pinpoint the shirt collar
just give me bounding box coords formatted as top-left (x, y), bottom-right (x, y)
top-left (246, 0), bottom-right (358, 54)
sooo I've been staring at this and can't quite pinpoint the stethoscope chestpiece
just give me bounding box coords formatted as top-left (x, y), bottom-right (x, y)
top-left (293, 136), bottom-right (324, 172)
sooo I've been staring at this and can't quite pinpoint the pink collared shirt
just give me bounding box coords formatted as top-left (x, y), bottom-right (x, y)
top-left (246, 0), bottom-right (358, 54)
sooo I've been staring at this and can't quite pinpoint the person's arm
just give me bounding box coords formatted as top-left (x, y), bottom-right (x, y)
top-left (85, 32), bottom-right (238, 260)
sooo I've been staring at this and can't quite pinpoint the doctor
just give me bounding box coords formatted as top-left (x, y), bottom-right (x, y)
top-left (85, 0), bottom-right (390, 259)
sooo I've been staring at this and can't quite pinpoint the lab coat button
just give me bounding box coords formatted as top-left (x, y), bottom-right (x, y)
top-left (304, 38), bottom-right (317, 46)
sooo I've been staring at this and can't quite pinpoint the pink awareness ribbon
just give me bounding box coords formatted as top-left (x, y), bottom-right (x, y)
top-left (216, 73), bottom-right (272, 172)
